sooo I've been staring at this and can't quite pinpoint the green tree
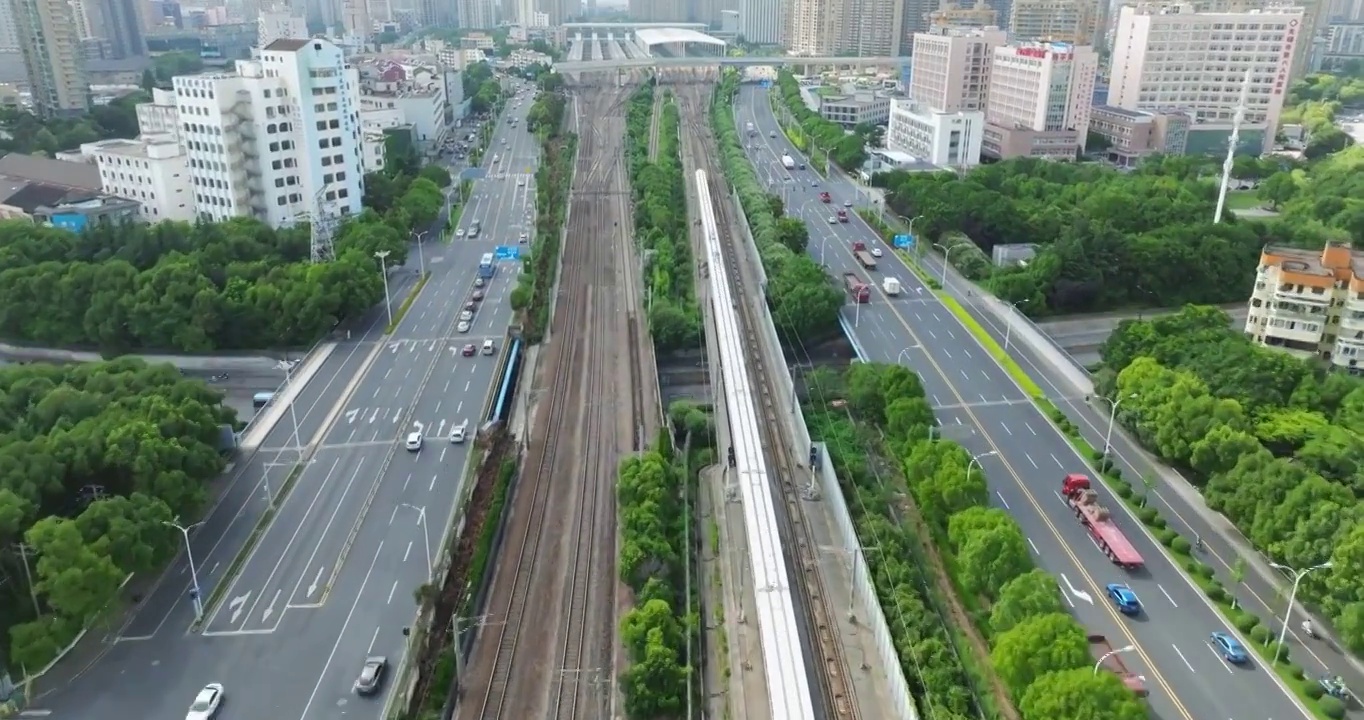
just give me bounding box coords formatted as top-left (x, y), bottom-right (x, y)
top-left (620, 627), bottom-right (687, 717)
top-left (991, 613), bottom-right (1091, 696)
top-left (1018, 667), bottom-right (1148, 720)
top-left (26, 517), bottom-right (126, 624)
top-left (990, 569), bottom-right (1065, 635)
top-left (954, 514), bottom-right (1032, 600)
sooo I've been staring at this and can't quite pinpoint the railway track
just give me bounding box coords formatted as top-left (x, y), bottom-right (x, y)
top-left (673, 71), bottom-right (863, 720)
top-left (463, 80), bottom-right (640, 720)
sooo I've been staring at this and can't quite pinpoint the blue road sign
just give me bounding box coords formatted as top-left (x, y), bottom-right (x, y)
top-left (494, 245), bottom-right (520, 261)
top-left (893, 234), bottom-right (914, 249)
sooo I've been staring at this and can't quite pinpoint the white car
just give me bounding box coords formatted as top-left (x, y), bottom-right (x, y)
top-left (186, 683), bottom-right (224, 720)
top-left (871, 247), bottom-right (883, 258)
top-left (516, 178), bottom-right (525, 187)
top-left (455, 228), bottom-right (465, 238)
top-left (457, 320), bottom-right (471, 333)
top-left (405, 431), bottom-right (423, 451)
top-left (450, 422), bottom-right (468, 443)
top-left (827, 216), bottom-right (837, 224)
top-left (459, 309), bottom-right (473, 322)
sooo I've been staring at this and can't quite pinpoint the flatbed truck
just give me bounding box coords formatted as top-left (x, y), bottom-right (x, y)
top-left (1061, 474), bottom-right (1144, 569)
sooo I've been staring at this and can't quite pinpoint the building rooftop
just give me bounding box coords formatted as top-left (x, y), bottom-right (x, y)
top-left (1263, 243), bottom-right (1364, 284)
top-left (1093, 105), bottom-right (1153, 121)
top-left (4, 184), bottom-right (99, 213)
top-left (634, 28), bottom-right (726, 48)
top-left (0, 153), bottom-right (102, 191)
top-left (264, 38), bottom-right (312, 52)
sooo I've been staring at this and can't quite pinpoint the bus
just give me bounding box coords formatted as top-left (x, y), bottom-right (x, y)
top-left (478, 252), bottom-right (495, 279)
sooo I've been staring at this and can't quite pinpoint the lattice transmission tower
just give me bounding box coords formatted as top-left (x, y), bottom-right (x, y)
top-left (310, 186), bottom-right (339, 262)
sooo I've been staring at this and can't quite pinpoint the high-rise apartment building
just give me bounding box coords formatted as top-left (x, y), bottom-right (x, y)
top-left (459, 0), bottom-right (497, 28)
top-left (739, 0), bottom-right (783, 44)
top-left (899, 0), bottom-right (937, 51)
top-left (15, 0), bottom-right (90, 117)
top-left (909, 27), bottom-right (1007, 111)
top-left (628, 0), bottom-right (687, 21)
top-left (260, 11), bottom-right (309, 47)
top-left (97, 0), bottom-right (150, 58)
top-left (1109, 3), bottom-right (1302, 155)
top-left (343, 0), bottom-right (370, 39)
top-left (1244, 243), bottom-right (1364, 371)
top-left (1009, 0), bottom-right (1099, 44)
top-left (785, 0), bottom-right (842, 54)
top-left (929, 2), bottom-right (1000, 31)
top-left (982, 41), bottom-right (1098, 159)
top-left (173, 38), bottom-right (364, 228)
top-left (848, 0), bottom-right (907, 55)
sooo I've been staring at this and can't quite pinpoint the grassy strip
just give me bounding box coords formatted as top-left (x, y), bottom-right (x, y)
top-left (385, 274), bottom-right (429, 334)
top-left (939, 291), bottom-right (1340, 719)
top-left (194, 464), bottom-right (303, 629)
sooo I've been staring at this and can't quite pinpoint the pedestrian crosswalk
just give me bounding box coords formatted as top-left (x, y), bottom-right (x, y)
top-left (336, 405), bottom-right (475, 445)
top-left (380, 337), bottom-right (502, 353)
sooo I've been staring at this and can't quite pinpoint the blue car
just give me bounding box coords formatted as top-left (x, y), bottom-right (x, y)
top-left (1210, 632), bottom-right (1249, 664)
top-left (1106, 583), bottom-right (1141, 615)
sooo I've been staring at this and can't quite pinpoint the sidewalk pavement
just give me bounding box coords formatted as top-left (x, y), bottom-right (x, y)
top-left (865, 206), bottom-right (1364, 687)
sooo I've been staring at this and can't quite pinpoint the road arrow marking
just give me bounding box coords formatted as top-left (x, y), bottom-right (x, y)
top-left (1061, 574), bottom-right (1093, 604)
top-left (368, 408), bottom-right (379, 423)
top-left (345, 409), bottom-right (359, 424)
top-left (228, 593), bottom-right (251, 624)
top-left (387, 342), bottom-right (400, 353)
top-left (262, 589), bottom-right (281, 623)
top-left (308, 567), bottom-right (325, 598)
top-left (413, 420), bottom-right (424, 433)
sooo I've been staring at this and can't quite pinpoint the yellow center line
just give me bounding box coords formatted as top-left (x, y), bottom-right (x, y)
top-left (862, 278), bottom-right (1196, 720)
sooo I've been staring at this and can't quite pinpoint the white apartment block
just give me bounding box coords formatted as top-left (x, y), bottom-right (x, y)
top-left (360, 107), bottom-right (404, 172)
top-left (739, 0), bottom-right (782, 44)
top-left (173, 38), bottom-right (364, 228)
top-left (1245, 243), bottom-right (1364, 373)
top-left (137, 88), bottom-right (182, 137)
top-left (785, 0), bottom-right (841, 55)
top-left (87, 136), bottom-right (195, 222)
top-left (886, 98), bottom-right (985, 166)
top-left (1109, 3), bottom-right (1303, 155)
top-left (983, 42), bottom-right (1098, 160)
top-left (1008, 0), bottom-right (1099, 44)
top-left (459, 0), bottom-right (498, 29)
top-left (910, 28), bottom-right (1007, 112)
top-left (357, 62), bottom-right (449, 152)
top-left (259, 11), bottom-right (309, 48)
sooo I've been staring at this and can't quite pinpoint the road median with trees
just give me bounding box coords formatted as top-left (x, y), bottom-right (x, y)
top-left (807, 362), bottom-right (1147, 720)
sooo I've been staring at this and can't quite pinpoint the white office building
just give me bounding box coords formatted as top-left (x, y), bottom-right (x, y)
top-left (86, 136), bottom-right (196, 223)
top-left (259, 11), bottom-right (309, 48)
top-left (886, 98), bottom-right (985, 167)
top-left (173, 37), bottom-right (364, 228)
top-left (983, 42), bottom-right (1098, 159)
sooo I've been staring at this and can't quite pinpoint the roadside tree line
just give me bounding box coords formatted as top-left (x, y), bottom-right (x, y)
top-left (624, 84), bottom-right (701, 352)
top-left (0, 359), bottom-right (235, 672)
top-left (463, 62), bottom-right (505, 116)
top-left (712, 71), bottom-right (842, 344)
top-left (1251, 145), bottom-right (1364, 241)
top-left (771, 71), bottom-right (868, 172)
top-left (509, 72), bottom-right (573, 343)
top-left (1097, 305), bottom-right (1364, 655)
top-left (811, 363), bottom-right (1147, 720)
top-left (616, 436), bottom-right (692, 718)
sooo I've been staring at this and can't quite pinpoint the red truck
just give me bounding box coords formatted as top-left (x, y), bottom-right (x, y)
top-left (820, 191), bottom-right (832, 203)
top-left (852, 241), bottom-right (865, 251)
top-left (855, 251), bottom-right (877, 269)
top-left (1061, 474), bottom-right (1144, 569)
top-left (843, 273), bottom-right (870, 303)
top-left (1089, 634), bottom-right (1148, 697)
top-left (836, 209), bottom-right (848, 222)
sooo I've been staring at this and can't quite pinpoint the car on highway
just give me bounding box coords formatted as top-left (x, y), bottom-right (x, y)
top-left (519, 232), bottom-right (528, 243)
top-left (185, 683), bottom-right (224, 720)
top-left (450, 422), bottom-right (467, 443)
top-left (459, 309), bottom-right (474, 322)
top-left (455, 228), bottom-right (465, 238)
top-left (827, 216), bottom-right (837, 224)
top-left (461, 343), bottom-right (476, 356)
top-left (354, 656), bottom-right (387, 695)
top-left (405, 431), bottom-right (423, 451)
top-left (464, 301), bottom-right (477, 313)
top-left (843, 200), bottom-right (853, 207)
top-left (810, 180), bottom-right (818, 187)
top-left (474, 276), bottom-right (485, 288)
top-left (471, 289), bottom-right (485, 301)
top-left (517, 177), bottom-right (525, 186)
top-left (1210, 631), bottom-right (1249, 664)
top-left (871, 247), bottom-right (883, 258)
top-left (769, 130), bottom-right (776, 137)
top-left (457, 320), bottom-right (471, 333)
top-left (1106, 583), bottom-right (1141, 614)
top-left (482, 339), bottom-right (496, 355)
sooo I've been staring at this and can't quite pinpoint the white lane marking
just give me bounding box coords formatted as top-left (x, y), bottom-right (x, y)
top-left (1027, 538), bottom-right (1039, 554)
top-left (1058, 582), bottom-right (1075, 608)
top-left (1025, 452), bottom-right (1038, 469)
top-left (1159, 585), bottom-right (1178, 607)
top-left (1205, 644), bottom-right (1235, 674)
top-left (404, 541), bottom-right (412, 563)
top-left (1050, 453), bottom-right (1063, 468)
top-left (995, 491), bottom-right (1010, 510)
top-left (429, 474), bottom-right (437, 491)
top-left (1002, 423), bottom-right (1012, 436)
top-left (368, 626), bottom-right (381, 654)
top-left (299, 541), bottom-right (386, 718)
top-left (1173, 644), bottom-right (1197, 673)
top-left (1025, 421), bottom-right (1037, 435)
top-left (387, 580), bottom-right (397, 605)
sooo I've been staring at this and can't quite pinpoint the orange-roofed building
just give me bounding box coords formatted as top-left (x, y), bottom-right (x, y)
top-left (1245, 243), bottom-right (1364, 373)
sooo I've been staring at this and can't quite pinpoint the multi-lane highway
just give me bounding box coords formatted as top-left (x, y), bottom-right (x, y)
top-left (736, 84), bottom-right (1317, 720)
top-left (37, 93), bottom-right (539, 720)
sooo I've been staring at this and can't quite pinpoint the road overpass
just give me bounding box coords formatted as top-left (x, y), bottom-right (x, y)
top-left (553, 55), bottom-right (905, 71)
top-left (563, 21), bottom-right (708, 30)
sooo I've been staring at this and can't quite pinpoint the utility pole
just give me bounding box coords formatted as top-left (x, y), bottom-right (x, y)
top-left (15, 544), bottom-right (41, 616)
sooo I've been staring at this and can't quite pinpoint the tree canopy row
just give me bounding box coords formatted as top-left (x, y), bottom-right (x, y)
top-left (0, 162), bottom-right (459, 353)
top-left (0, 359), bottom-right (236, 672)
top-left (771, 71), bottom-right (870, 173)
top-left (874, 150), bottom-right (1362, 316)
top-left (616, 435), bottom-right (692, 718)
top-left (624, 84), bottom-right (701, 353)
top-left (810, 363), bottom-right (1146, 720)
top-left (508, 72), bottom-right (572, 343)
top-left (1097, 305), bottom-right (1364, 654)
top-left (712, 71), bottom-right (843, 344)
top-left (1280, 68), bottom-right (1364, 159)
top-left (0, 94), bottom-right (145, 158)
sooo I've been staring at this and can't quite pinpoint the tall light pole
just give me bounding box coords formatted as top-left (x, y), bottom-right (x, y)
top-left (968, 450), bottom-right (997, 478)
top-left (400, 504), bottom-right (433, 580)
top-left (374, 250), bottom-right (393, 328)
top-left (1270, 560), bottom-right (1332, 664)
top-left (165, 520), bottom-right (206, 621)
top-left (277, 359), bottom-right (303, 460)
top-left (933, 242), bottom-right (960, 290)
top-left (1094, 644), bottom-right (1136, 675)
top-left (1101, 392), bottom-right (1138, 457)
top-left (413, 230), bottom-right (428, 277)
top-left (897, 347), bottom-right (915, 366)
top-left (1004, 299), bottom-right (1030, 351)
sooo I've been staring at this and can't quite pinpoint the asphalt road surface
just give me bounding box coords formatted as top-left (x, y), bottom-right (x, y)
top-left (39, 98), bottom-right (537, 720)
top-left (737, 85), bottom-right (1318, 720)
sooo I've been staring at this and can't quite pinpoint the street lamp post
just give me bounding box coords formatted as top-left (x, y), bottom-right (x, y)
top-left (374, 250), bottom-right (393, 328)
top-left (1094, 644), bottom-right (1136, 675)
top-left (401, 503), bottom-right (433, 580)
top-left (164, 520), bottom-right (206, 621)
top-left (1100, 392), bottom-right (1138, 457)
top-left (896, 347), bottom-right (915, 366)
top-left (933, 242), bottom-right (960, 290)
top-left (968, 450), bottom-right (997, 478)
top-left (1270, 561), bottom-right (1332, 664)
top-left (413, 230), bottom-right (428, 277)
top-left (277, 360), bottom-right (303, 460)
top-left (1004, 299), bottom-right (1030, 351)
